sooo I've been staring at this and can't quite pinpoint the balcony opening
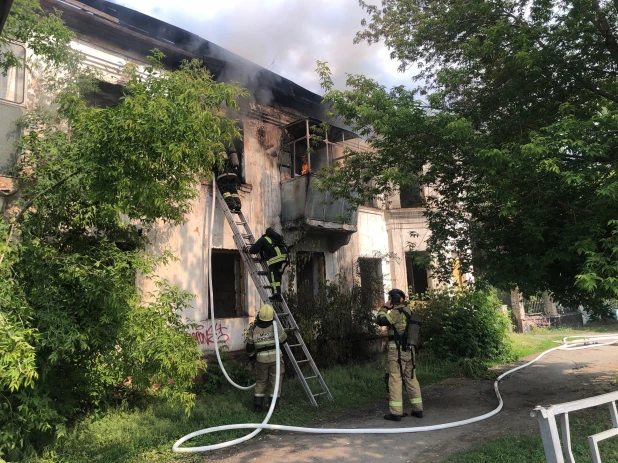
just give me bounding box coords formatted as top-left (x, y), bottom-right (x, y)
top-left (296, 251), bottom-right (325, 300)
top-left (280, 118), bottom-right (360, 180)
top-left (406, 253), bottom-right (428, 295)
top-left (209, 249), bottom-right (245, 318)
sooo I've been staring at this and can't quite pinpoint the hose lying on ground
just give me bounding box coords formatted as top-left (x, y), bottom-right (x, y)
top-left (177, 177), bottom-right (618, 452)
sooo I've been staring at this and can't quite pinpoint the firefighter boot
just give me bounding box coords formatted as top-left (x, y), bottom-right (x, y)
top-left (253, 396), bottom-right (264, 413)
top-left (410, 411), bottom-right (423, 418)
top-left (383, 413), bottom-right (402, 421)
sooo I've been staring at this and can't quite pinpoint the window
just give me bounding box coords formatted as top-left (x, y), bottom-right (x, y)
top-left (358, 257), bottom-right (383, 308)
top-left (210, 249), bottom-right (245, 318)
top-left (296, 251), bottom-right (325, 299)
top-left (0, 43), bottom-right (26, 104)
top-left (406, 254), bottom-right (428, 295)
top-left (400, 183), bottom-right (423, 208)
top-left (83, 80), bottom-right (124, 108)
top-left (232, 122), bottom-right (245, 183)
top-left (281, 119), bottom-right (358, 179)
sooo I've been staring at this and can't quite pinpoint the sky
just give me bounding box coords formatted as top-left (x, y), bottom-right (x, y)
top-left (108, 0), bottom-right (418, 95)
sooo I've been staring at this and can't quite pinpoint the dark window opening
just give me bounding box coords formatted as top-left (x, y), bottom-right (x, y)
top-left (83, 81), bottom-right (124, 108)
top-left (296, 251), bottom-right (326, 299)
top-left (231, 122), bottom-right (245, 183)
top-left (406, 254), bottom-right (428, 295)
top-left (210, 249), bottom-right (245, 318)
top-left (358, 257), bottom-right (383, 308)
top-left (400, 183), bottom-right (423, 208)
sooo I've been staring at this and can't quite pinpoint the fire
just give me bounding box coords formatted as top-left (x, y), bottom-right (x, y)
top-left (301, 156), bottom-right (309, 175)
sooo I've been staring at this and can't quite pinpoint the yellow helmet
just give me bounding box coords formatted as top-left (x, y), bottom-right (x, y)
top-left (258, 304), bottom-right (274, 322)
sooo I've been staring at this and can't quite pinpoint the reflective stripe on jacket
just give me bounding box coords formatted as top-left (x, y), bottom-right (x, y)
top-left (264, 236), bottom-right (287, 266)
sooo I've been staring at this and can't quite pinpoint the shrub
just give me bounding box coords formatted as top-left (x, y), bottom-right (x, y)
top-left (412, 286), bottom-right (514, 363)
top-left (285, 264), bottom-right (381, 366)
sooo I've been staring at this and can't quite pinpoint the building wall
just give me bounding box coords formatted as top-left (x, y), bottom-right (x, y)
top-left (16, 35), bottom-right (435, 354)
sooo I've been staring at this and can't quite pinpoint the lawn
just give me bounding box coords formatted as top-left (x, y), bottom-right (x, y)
top-left (24, 323), bottom-right (618, 463)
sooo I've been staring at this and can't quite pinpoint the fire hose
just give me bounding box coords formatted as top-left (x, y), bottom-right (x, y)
top-left (173, 175), bottom-right (618, 453)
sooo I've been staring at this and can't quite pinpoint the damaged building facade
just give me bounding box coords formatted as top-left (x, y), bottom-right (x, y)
top-left (0, 0), bottom-right (436, 352)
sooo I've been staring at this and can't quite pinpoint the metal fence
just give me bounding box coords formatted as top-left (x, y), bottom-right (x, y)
top-left (531, 390), bottom-right (618, 462)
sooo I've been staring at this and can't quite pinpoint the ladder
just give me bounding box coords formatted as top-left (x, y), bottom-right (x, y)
top-left (214, 186), bottom-right (333, 407)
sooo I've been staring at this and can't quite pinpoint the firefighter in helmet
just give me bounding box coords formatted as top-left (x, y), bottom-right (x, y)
top-left (247, 227), bottom-right (289, 302)
top-left (215, 146), bottom-right (241, 211)
top-left (245, 304), bottom-right (287, 412)
top-left (376, 288), bottom-right (423, 421)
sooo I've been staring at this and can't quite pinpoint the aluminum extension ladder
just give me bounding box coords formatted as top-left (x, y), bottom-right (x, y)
top-left (214, 186), bottom-right (333, 407)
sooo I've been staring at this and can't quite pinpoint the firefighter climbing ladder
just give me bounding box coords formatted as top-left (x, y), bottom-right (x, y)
top-left (214, 187), bottom-right (333, 407)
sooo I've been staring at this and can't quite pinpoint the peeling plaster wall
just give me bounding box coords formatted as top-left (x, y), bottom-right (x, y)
top-left (23, 34), bottom-right (435, 354)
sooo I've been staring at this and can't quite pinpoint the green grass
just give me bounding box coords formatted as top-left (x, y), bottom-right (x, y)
top-left (23, 323), bottom-right (618, 462)
top-left (25, 354), bottom-right (461, 463)
top-left (445, 408), bottom-right (618, 462)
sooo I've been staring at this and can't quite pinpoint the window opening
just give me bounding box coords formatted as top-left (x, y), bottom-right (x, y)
top-left (406, 254), bottom-right (428, 295)
top-left (0, 43), bottom-right (26, 104)
top-left (210, 249), bottom-right (245, 318)
top-left (358, 257), bottom-right (383, 308)
top-left (296, 251), bottom-right (326, 299)
top-left (400, 182), bottom-right (423, 208)
top-left (83, 80), bottom-right (124, 108)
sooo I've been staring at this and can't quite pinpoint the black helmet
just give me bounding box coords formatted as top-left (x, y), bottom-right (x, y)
top-left (388, 289), bottom-right (406, 304)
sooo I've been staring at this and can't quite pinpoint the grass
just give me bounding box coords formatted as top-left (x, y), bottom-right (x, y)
top-left (23, 322), bottom-right (618, 463)
top-left (24, 354), bottom-right (462, 463)
top-left (444, 408), bottom-right (618, 463)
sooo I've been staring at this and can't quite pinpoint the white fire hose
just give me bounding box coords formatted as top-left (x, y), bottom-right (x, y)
top-left (174, 176), bottom-right (618, 453)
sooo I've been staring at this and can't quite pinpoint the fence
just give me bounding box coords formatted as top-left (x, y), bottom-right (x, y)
top-left (530, 390), bottom-right (618, 463)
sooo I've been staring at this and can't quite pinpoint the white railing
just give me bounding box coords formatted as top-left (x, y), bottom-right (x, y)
top-left (530, 391), bottom-right (618, 463)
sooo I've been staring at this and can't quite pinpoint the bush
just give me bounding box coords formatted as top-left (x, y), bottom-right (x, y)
top-left (413, 286), bottom-right (514, 363)
top-left (285, 267), bottom-right (380, 367)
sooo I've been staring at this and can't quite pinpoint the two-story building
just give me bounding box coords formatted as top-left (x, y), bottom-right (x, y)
top-left (0, 0), bottom-right (435, 352)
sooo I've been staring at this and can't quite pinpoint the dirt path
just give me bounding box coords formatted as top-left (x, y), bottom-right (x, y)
top-left (206, 343), bottom-right (618, 463)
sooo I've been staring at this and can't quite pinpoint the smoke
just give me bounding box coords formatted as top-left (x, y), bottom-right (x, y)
top-left (108, 0), bottom-right (419, 95)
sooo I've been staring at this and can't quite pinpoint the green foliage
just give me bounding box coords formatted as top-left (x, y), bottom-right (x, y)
top-left (412, 287), bottom-right (514, 363)
top-left (0, 0), bottom-right (77, 74)
top-left (317, 0), bottom-right (618, 311)
top-left (285, 261), bottom-right (381, 366)
top-left (0, 4), bottom-right (248, 457)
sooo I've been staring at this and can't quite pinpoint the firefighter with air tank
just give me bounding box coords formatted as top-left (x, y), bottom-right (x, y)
top-left (376, 288), bottom-right (423, 421)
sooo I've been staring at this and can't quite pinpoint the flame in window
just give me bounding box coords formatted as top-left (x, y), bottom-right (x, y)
top-left (301, 156), bottom-right (309, 175)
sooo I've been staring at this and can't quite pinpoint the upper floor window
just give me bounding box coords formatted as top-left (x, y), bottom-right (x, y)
top-left (400, 182), bottom-right (423, 208)
top-left (0, 43), bottom-right (26, 104)
top-left (280, 118), bottom-right (360, 181)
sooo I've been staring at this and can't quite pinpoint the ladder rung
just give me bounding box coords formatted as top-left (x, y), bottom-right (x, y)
top-left (313, 392), bottom-right (328, 397)
top-left (235, 222), bottom-right (246, 226)
top-left (252, 257), bottom-right (262, 262)
top-left (242, 234), bottom-right (252, 239)
top-left (296, 359), bottom-right (310, 363)
top-left (288, 343), bottom-right (302, 348)
top-left (303, 375), bottom-right (317, 380)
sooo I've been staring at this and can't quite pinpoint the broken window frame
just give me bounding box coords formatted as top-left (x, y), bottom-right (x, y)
top-left (406, 252), bottom-right (429, 295)
top-left (280, 118), bottom-right (360, 180)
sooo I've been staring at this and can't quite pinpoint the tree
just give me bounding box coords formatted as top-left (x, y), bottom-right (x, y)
top-left (316, 0), bottom-right (618, 309)
top-left (0, 3), bottom-right (247, 458)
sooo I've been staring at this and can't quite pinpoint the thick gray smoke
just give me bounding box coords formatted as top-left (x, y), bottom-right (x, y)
top-left (109, 0), bottom-right (418, 95)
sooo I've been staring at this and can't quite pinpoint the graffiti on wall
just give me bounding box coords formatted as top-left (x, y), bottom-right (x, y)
top-left (190, 322), bottom-right (230, 346)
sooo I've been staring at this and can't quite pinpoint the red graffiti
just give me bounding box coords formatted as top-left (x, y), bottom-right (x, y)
top-left (191, 323), bottom-right (230, 346)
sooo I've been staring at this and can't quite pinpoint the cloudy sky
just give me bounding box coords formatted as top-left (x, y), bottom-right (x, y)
top-left (109, 0), bottom-right (418, 95)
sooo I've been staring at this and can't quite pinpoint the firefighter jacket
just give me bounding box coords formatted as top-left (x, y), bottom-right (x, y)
top-left (376, 303), bottom-right (413, 351)
top-left (249, 235), bottom-right (288, 267)
top-left (246, 319), bottom-right (288, 363)
top-left (215, 159), bottom-right (240, 185)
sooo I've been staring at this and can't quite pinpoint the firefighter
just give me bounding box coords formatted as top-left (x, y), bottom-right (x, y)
top-left (215, 146), bottom-right (241, 211)
top-left (247, 227), bottom-right (289, 302)
top-left (376, 288), bottom-right (423, 421)
top-left (245, 304), bottom-right (287, 412)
